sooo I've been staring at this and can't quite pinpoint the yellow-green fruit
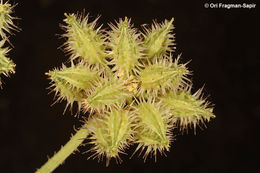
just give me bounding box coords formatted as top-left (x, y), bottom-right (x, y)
top-left (108, 17), bottom-right (143, 77)
top-left (83, 77), bottom-right (132, 114)
top-left (138, 55), bottom-right (189, 97)
top-left (0, 2), bottom-right (18, 86)
top-left (133, 99), bottom-right (174, 160)
top-left (0, 40), bottom-right (15, 79)
top-left (63, 13), bottom-right (107, 68)
top-left (87, 109), bottom-right (133, 165)
top-left (161, 87), bottom-right (215, 132)
top-left (143, 18), bottom-right (175, 58)
top-left (46, 64), bottom-right (100, 111)
top-left (0, 1), bottom-right (17, 38)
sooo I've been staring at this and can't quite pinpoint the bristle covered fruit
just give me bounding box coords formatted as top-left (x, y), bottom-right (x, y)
top-left (82, 77), bottom-right (132, 114)
top-left (46, 64), bottom-right (100, 111)
top-left (87, 109), bottom-right (134, 165)
top-left (108, 17), bottom-right (143, 77)
top-left (63, 13), bottom-right (107, 68)
top-left (133, 98), bottom-right (174, 160)
top-left (143, 18), bottom-right (175, 59)
top-left (0, 1), bottom-right (18, 86)
top-left (162, 87), bottom-right (215, 132)
top-left (0, 40), bottom-right (15, 78)
top-left (137, 55), bottom-right (189, 97)
top-left (0, 1), bottom-right (18, 38)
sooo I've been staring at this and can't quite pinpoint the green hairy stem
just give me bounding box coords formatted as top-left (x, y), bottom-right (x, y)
top-left (36, 124), bottom-right (89, 173)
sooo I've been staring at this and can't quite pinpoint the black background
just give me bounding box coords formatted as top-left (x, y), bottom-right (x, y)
top-left (0, 0), bottom-right (258, 173)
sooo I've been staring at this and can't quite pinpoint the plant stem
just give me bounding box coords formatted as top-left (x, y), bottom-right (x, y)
top-left (36, 124), bottom-right (89, 173)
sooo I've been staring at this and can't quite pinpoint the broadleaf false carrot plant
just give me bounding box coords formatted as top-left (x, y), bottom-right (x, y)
top-left (36, 12), bottom-right (215, 173)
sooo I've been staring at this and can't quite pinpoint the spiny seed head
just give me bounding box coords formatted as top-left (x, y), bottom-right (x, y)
top-left (47, 12), bottom-right (216, 165)
top-left (82, 77), bottom-right (132, 114)
top-left (137, 54), bottom-right (189, 97)
top-left (0, 1), bottom-right (18, 39)
top-left (108, 17), bottom-right (143, 77)
top-left (161, 86), bottom-right (215, 133)
top-left (132, 98), bottom-right (174, 160)
top-left (0, 40), bottom-right (15, 79)
top-left (143, 18), bottom-right (175, 58)
top-left (62, 13), bottom-right (107, 68)
top-left (87, 109), bottom-right (134, 166)
top-left (46, 63), bottom-right (100, 111)
top-left (0, 1), bottom-right (18, 86)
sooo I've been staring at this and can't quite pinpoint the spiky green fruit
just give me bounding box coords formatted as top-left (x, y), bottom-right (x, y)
top-left (138, 55), bottom-right (189, 97)
top-left (46, 64), bottom-right (100, 111)
top-left (143, 18), bottom-right (175, 58)
top-left (108, 17), bottom-right (143, 77)
top-left (162, 87), bottom-right (215, 132)
top-left (133, 99), bottom-right (174, 160)
top-left (87, 109), bottom-right (134, 165)
top-left (0, 40), bottom-right (15, 79)
top-left (0, 1), bottom-right (18, 86)
top-left (62, 13), bottom-right (107, 68)
top-left (82, 77), bottom-right (132, 114)
top-left (0, 1), bottom-right (18, 39)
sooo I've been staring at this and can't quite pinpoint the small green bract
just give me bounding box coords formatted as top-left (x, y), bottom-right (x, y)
top-left (46, 12), bottom-right (215, 165)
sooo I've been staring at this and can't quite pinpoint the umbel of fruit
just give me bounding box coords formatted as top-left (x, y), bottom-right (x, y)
top-left (36, 12), bottom-right (215, 173)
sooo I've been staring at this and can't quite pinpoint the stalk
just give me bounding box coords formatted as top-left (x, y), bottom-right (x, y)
top-left (36, 124), bottom-right (89, 173)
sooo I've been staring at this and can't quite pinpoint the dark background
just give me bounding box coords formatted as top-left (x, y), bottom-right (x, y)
top-left (0, 0), bottom-right (258, 172)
